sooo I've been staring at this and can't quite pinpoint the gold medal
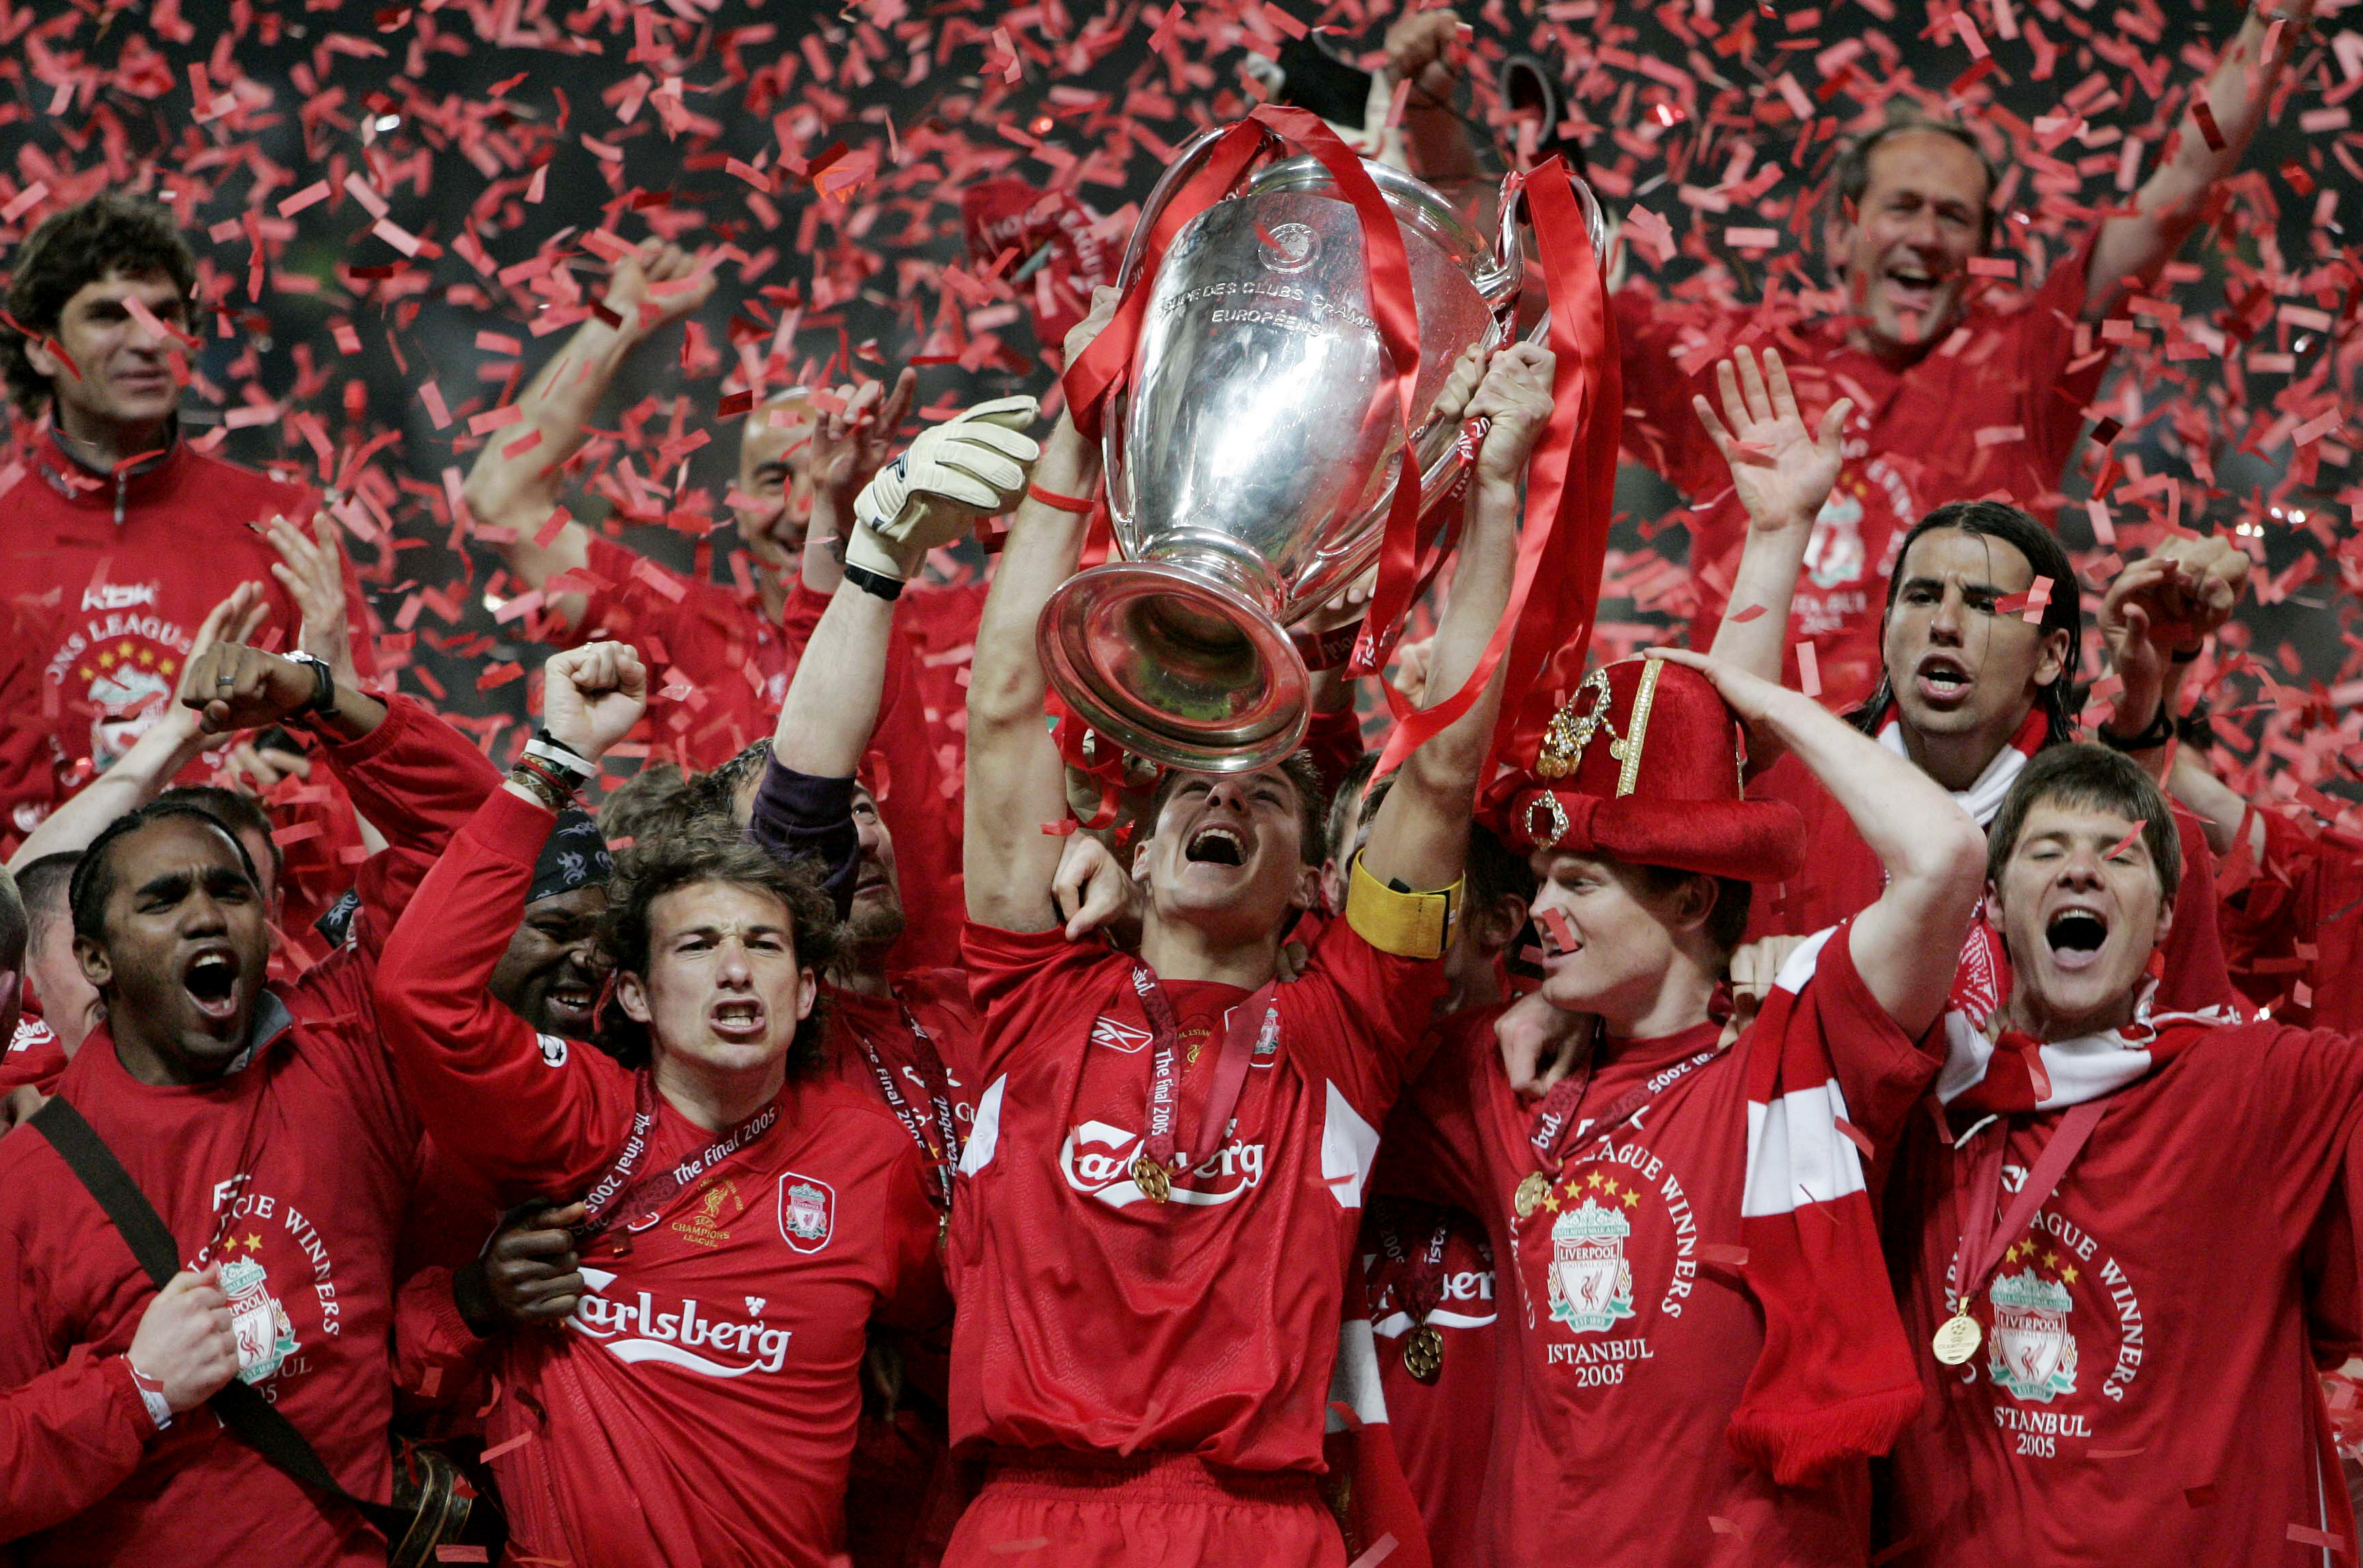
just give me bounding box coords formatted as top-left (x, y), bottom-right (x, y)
top-left (1403, 1324), bottom-right (1445, 1385)
top-left (1931, 1312), bottom-right (1981, 1366)
top-left (1133, 1153), bottom-right (1172, 1204)
top-left (1514, 1171), bottom-right (1550, 1218)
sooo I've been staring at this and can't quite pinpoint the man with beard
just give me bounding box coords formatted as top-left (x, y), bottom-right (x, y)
top-left (943, 282), bottom-right (1549, 1563)
top-left (0, 638), bottom-right (502, 1565)
top-left (460, 240), bottom-right (970, 966)
top-left (0, 194), bottom-right (375, 841)
top-left (373, 642), bottom-right (947, 1568)
top-left (1386, 2), bottom-right (2313, 707)
top-left (1877, 744), bottom-right (2363, 1563)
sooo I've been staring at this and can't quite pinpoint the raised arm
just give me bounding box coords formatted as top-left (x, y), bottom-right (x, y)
top-left (458, 241), bottom-right (715, 630)
top-left (757, 395), bottom-right (1037, 902)
top-left (1385, 7), bottom-right (1483, 187)
top-left (2093, 533), bottom-right (2249, 778)
top-left (1358, 344), bottom-right (1552, 895)
top-left (794, 369), bottom-right (917, 597)
top-left (965, 292), bottom-right (1116, 932)
top-left (2085, 3), bottom-right (2313, 321)
top-left (373, 644), bottom-right (648, 1200)
top-left (1651, 647), bottom-right (1986, 1037)
top-left (1694, 348), bottom-right (1852, 681)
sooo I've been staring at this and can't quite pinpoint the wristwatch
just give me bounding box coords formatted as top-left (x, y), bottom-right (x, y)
top-left (281, 651), bottom-right (336, 718)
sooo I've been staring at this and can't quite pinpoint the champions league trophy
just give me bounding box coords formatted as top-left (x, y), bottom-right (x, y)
top-left (1039, 134), bottom-right (1602, 772)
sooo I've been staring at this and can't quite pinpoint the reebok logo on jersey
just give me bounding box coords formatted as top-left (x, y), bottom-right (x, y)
top-left (1087, 1015), bottom-right (1154, 1053)
top-left (570, 1269), bottom-right (792, 1377)
top-left (1058, 1119), bottom-right (1265, 1209)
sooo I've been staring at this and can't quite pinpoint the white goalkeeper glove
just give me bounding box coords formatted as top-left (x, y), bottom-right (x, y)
top-left (847, 395), bottom-right (1041, 581)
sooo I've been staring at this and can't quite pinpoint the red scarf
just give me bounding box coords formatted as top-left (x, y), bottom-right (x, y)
top-left (1725, 926), bottom-right (1923, 1484)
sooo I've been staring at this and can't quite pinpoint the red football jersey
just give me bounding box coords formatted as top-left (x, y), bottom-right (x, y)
top-left (1878, 1018), bottom-right (2363, 1565)
top-left (947, 919), bottom-right (1450, 1473)
top-left (1615, 236), bottom-right (2112, 712)
top-left (376, 788), bottom-right (948, 1568)
top-left (1360, 1195), bottom-right (1498, 1568)
top-left (1386, 928), bottom-right (1934, 1565)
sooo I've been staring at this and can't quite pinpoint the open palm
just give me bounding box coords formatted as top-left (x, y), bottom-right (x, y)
top-left (1691, 346), bottom-right (1850, 535)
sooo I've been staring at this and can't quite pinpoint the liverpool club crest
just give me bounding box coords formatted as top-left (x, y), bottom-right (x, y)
top-left (1988, 1269), bottom-right (2078, 1402)
top-left (1547, 1198), bottom-right (1636, 1334)
top-left (219, 1257), bottom-right (299, 1384)
top-left (776, 1173), bottom-right (836, 1254)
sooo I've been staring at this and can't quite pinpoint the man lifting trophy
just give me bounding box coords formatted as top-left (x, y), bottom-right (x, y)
top-left (1048, 107), bottom-right (1611, 772)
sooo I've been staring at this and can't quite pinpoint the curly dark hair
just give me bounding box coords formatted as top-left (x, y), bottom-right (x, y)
top-left (685, 738), bottom-right (773, 828)
top-left (596, 824), bottom-right (839, 1075)
top-left (2, 192), bottom-right (198, 416)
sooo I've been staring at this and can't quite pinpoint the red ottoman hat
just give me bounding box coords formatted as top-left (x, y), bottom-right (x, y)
top-left (1486, 655), bottom-right (1806, 883)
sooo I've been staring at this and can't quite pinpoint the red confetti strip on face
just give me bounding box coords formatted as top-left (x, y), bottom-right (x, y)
top-left (1535, 905), bottom-right (1578, 955)
top-left (2103, 822), bottom-right (2148, 862)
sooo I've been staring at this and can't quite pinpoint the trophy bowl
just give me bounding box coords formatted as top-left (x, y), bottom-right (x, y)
top-left (1039, 140), bottom-right (1562, 773)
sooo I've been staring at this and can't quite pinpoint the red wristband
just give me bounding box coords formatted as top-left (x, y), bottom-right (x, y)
top-left (1028, 481), bottom-right (1097, 514)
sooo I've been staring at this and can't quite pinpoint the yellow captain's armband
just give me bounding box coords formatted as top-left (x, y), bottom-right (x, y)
top-left (1344, 854), bottom-right (1463, 961)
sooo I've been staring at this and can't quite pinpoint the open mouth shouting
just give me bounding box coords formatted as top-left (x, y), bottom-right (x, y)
top-left (2043, 905), bottom-right (2110, 974)
top-left (1913, 652), bottom-right (1975, 710)
top-left (182, 945), bottom-right (244, 1025)
top-left (708, 996), bottom-right (769, 1044)
top-left (1184, 823), bottom-right (1248, 868)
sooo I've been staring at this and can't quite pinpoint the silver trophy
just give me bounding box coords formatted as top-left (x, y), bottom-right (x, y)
top-left (1039, 134), bottom-right (1600, 773)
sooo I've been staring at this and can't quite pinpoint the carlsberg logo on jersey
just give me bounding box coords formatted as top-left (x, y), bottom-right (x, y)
top-left (1989, 1269), bottom-right (2078, 1403)
top-left (1059, 1120), bottom-right (1266, 1209)
top-left (570, 1268), bottom-right (792, 1377)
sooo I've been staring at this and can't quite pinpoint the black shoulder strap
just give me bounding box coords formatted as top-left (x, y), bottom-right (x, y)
top-left (28, 1095), bottom-right (402, 1535)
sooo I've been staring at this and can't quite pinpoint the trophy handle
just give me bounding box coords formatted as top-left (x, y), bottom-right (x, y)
top-left (1111, 123), bottom-right (1241, 298)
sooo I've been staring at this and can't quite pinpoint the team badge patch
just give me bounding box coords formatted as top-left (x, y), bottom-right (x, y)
top-left (220, 1256), bottom-right (299, 1383)
top-left (1989, 1269), bottom-right (2078, 1402)
top-left (777, 1173), bottom-right (836, 1254)
top-left (1547, 1197), bottom-right (1637, 1334)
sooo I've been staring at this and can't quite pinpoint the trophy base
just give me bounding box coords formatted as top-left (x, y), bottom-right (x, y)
top-left (1039, 561), bottom-right (1312, 776)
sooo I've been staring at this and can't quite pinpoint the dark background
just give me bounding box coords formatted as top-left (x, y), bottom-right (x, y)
top-left (0, 0), bottom-right (2355, 806)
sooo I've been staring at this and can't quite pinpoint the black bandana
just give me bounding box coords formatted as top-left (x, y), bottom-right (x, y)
top-left (530, 809), bottom-right (613, 906)
top-left (312, 809), bottom-right (612, 949)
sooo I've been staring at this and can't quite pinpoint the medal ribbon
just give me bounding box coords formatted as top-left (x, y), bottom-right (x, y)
top-left (1130, 966), bottom-right (1277, 1176)
top-left (847, 1004), bottom-right (963, 1211)
top-left (1525, 1039), bottom-right (1724, 1176)
top-left (577, 1069), bottom-right (783, 1238)
top-left (1944, 1099), bottom-right (2107, 1319)
top-left (1380, 1213), bottom-right (1454, 1326)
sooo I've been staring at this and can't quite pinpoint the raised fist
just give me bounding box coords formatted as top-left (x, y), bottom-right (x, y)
top-left (539, 641), bottom-right (649, 761)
